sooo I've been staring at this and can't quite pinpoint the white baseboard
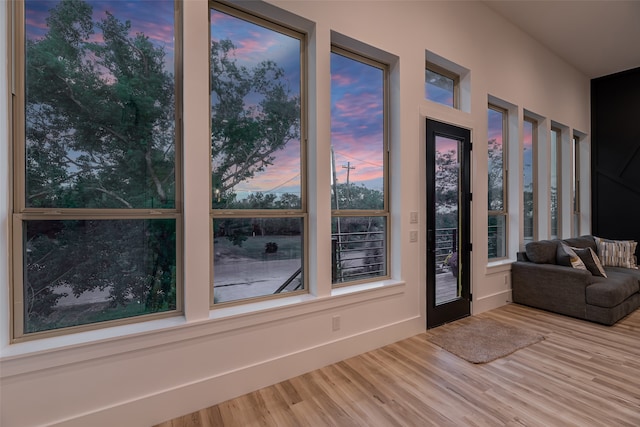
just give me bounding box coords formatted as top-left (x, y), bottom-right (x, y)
top-left (51, 316), bottom-right (423, 427)
top-left (473, 290), bottom-right (512, 314)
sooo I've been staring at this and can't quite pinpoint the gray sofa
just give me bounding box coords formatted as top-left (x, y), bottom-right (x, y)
top-left (512, 235), bottom-right (640, 325)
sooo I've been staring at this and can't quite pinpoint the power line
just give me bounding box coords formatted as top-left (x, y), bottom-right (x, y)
top-left (263, 173), bottom-right (300, 193)
top-left (335, 150), bottom-right (382, 168)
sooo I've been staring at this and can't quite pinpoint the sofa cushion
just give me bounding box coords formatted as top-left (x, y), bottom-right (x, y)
top-left (586, 271), bottom-right (639, 308)
top-left (573, 247), bottom-right (607, 277)
top-left (525, 240), bottom-right (559, 264)
top-left (563, 235), bottom-right (597, 252)
top-left (605, 266), bottom-right (640, 281)
top-left (594, 236), bottom-right (638, 269)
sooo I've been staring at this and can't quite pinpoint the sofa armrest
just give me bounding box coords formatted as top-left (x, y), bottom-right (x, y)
top-left (512, 262), bottom-right (593, 319)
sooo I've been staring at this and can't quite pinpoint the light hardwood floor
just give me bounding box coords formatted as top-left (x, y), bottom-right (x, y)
top-left (156, 304), bottom-right (640, 426)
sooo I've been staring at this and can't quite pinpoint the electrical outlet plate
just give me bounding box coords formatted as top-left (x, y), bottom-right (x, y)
top-left (409, 211), bottom-right (418, 224)
top-left (409, 230), bottom-right (418, 242)
top-left (332, 315), bottom-right (341, 331)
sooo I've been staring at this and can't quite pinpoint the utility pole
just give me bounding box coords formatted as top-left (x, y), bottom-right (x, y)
top-left (342, 162), bottom-right (356, 203)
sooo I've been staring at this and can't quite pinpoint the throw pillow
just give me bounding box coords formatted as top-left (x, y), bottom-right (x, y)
top-left (594, 236), bottom-right (638, 269)
top-left (572, 247), bottom-right (607, 278)
top-left (557, 243), bottom-right (587, 270)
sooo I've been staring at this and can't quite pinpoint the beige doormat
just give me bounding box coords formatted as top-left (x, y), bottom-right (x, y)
top-left (428, 317), bottom-right (545, 364)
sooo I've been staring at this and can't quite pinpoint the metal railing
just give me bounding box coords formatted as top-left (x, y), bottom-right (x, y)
top-left (332, 230), bottom-right (385, 283)
top-left (435, 228), bottom-right (457, 273)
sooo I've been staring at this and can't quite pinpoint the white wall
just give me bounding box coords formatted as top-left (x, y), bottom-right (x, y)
top-left (0, 1), bottom-right (590, 425)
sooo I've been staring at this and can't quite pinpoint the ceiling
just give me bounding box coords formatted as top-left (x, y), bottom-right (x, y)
top-left (484, 0), bottom-right (640, 79)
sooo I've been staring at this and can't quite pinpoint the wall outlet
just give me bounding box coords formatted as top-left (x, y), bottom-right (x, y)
top-left (332, 315), bottom-right (341, 331)
top-left (409, 230), bottom-right (418, 243)
top-left (410, 211), bottom-right (418, 224)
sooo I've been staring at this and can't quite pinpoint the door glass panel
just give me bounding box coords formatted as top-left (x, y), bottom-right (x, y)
top-left (435, 135), bottom-right (460, 305)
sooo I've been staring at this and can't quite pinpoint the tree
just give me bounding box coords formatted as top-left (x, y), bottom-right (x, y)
top-left (488, 138), bottom-right (504, 211)
top-left (434, 149), bottom-right (459, 229)
top-left (26, 0), bottom-right (175, 209)
top-left (210, 39), bottom-right (300, 208)
top-left (488, 138), bottom-right (505, 258)
top-left (331, 183), bottom-right (383, 210)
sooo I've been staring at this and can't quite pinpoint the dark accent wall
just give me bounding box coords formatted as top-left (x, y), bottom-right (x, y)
top-left (591, 67), bottom-right (640, 255)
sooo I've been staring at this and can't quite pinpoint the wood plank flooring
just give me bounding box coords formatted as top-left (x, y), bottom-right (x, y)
top-left (155, 304), bottom-right (640, 426)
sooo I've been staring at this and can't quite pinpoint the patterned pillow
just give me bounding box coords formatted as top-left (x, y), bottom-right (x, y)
top-left (556, 243), bottom-right (586, 270)
top-left (572, 247), bottom-right (607, 277)
top-left (594, 237), bottom-right (638, 269)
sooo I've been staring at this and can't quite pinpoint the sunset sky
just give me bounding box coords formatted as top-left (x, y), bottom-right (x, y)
top-left (523, 120), bottom-right (534, 188)
top-left (26, 0), bottom-right (175, 68)
top-left (330, 51), bottom-right (385, 193)
top-left (27, 1), bottom-right (526, 205)
top-left (210, 8), bottom-right (302, 199)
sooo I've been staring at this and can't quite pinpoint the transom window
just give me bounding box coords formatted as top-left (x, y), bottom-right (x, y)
top-left (210, 3), bottom-right (306, 304)
top-left (330, 46), bottom-right (389, 286)
top-left (13, 0), bottom-right (180, 340)
top-left (425, 63), bottom-right (458, 108)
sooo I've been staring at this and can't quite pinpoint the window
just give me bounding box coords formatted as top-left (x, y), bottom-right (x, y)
top-left (13, 0), bottom-right (180, 339)
top-left (425, 63), bottom-right (458, 108)
top-left (572, 134), bottom-right (581, 237)
top-left (210, 3), bottom-right (306, 304)
top-left (550, 127), bottom-right (561, 239)
top-left (488, 105), bottom-right (507, 259)
top-left (523, 117), bottom-right (537, 244)
top-left (330, 46), bottom-right (389, 285)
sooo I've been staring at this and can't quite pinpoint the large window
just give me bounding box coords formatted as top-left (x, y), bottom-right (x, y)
top-left (330, 47), bottom-right (389, 285)
top-left (488, 105), bottom-right (507, 259)
top-left (210, 3), bottom-right (306, 304)
top-left (550, 127), bottom-right (561, 239)
top-left (13, 0), bottom-right (180, 339)
top-left (523, 118), bottom-right (537, 244)
top-left (572, 134), bottom-right (581, 237)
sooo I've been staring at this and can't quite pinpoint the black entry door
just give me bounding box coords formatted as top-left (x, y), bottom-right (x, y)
top-left (426, 119), bottom-right (471, 328)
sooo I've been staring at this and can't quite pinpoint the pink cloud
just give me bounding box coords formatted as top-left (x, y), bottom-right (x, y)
top-left (331, 73), bottom-right (356, 86)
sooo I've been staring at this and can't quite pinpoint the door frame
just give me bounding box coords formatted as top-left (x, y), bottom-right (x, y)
top-left (426, 119), bottom-right (472, 329)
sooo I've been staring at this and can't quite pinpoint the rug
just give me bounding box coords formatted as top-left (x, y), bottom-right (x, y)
top-left (428, 317), bottom-right (545, 364)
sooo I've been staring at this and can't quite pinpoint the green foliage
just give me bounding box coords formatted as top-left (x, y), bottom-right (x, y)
top-left (488, 138), bottom-right (504, 211)
top-left (331, 183), bottom-right (383, 210)
top-left (24, 219), bottom-right (177, 333)
top-left (434, 149), bottom-right (459, 229)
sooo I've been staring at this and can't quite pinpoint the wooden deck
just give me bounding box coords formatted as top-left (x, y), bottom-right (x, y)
top-left (435, 271), bottom-right (458, 305)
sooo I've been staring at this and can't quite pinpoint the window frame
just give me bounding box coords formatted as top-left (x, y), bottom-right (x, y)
top-left (487, 104), bottom-right (508, 260)
top-left (209, 1), bottom-right (308, 306)
top-left (330, 45), bottom-right (390, 287)
top-left (425, 62), bottom-right (459, 109)
top-left (11, 0), bottom-right (184, 342)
